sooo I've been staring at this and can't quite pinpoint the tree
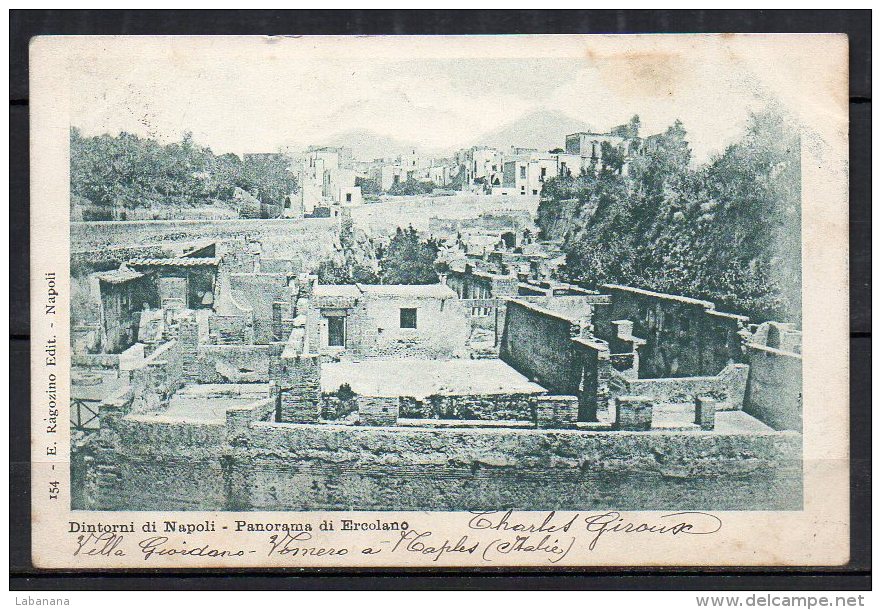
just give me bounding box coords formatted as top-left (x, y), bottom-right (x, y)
top-left (380, 226), bottom-right (440, 284)
top-left (317, 217), bottom-right (380, 284)
top-left (355, 176), bottom-right (381, 195)
top-left (535, 111), bottom-right (802, 322)
top-left (69, 128), bottom-right (298, 217)
top-left (387, 178), bottom-right (436, 196)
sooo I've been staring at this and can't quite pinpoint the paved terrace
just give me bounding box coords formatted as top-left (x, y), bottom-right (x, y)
top-left (321, 358), bottom-right (547, 399)
top-left (141, 383), bottom-right (272, 423)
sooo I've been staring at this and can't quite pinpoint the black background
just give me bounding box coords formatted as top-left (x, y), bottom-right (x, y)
top-left (9, 9), bottom-right (871, 591)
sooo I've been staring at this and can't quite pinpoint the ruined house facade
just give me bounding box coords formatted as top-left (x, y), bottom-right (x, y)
top-left (307, 283), bottom-right (468, 360)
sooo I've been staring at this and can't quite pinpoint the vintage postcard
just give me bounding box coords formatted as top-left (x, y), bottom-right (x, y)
top-left (30, 34), bottom-right (849, 568)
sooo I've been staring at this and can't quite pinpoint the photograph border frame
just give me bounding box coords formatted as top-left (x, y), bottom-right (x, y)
top-left (9, 8), bottom-right (871, 591)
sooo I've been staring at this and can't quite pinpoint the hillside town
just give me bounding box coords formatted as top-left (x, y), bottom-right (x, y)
top-left (68, 115), bottom-right (804, 512)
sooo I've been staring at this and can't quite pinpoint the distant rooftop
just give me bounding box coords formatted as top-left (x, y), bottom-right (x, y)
top-left (313, 283), bottom-right (456, 300)
top-left (313, 284), bottom-right (362, 299)
top-left (357, 283), bottom-right (456, 299)
top-left (97, 267), bottom-right (145, 284)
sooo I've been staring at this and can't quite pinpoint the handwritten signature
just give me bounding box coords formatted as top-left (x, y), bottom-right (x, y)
top-left (468, 510), bottom-right (722, 551)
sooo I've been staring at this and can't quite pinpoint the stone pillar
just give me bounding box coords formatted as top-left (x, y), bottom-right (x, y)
top-left (594, 349), bottom-right (612, 420)
top-left (358, 395), bottom-right (399, 426)
top-left (535, 395), bottom-right (579, 429)
top-left (268, 341), bottom-right (285, 381)
top-left (178, 317), bottom-right (200, 382)
top-left (272, 301), bottom-right (284, 341)
top-left (720, 363), bottom-right (750, 409)
top-left (614, 395), bottom-right (653, 431)
top-left (694, 396), bottom-right (717, 430)
top-left (275, 352), bottom-right (322, 424)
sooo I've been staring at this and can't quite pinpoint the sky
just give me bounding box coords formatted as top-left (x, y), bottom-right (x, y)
top-left (64, 35), bottom-right (841, 163)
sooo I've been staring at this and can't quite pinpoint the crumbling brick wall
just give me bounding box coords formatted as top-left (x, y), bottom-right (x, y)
top-left (191, 345), bottom-right (272, 384)
top-left (612, 363), bottom-right (749, 410)
top-left (398, 392), bottom-right (539, 421)
top-left (269, 343), bottom-right (322, 423)
top-left (209, 314), bottom-right (256, 345)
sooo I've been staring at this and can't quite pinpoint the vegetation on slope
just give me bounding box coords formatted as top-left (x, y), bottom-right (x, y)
top-left (537, 111), bottom-right (801, 322)
top-left (70, 128), bottom-right (297, 218)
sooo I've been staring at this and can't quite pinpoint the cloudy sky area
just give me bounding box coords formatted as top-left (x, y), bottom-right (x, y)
top-left (67, 36), bottom-right (806, 163)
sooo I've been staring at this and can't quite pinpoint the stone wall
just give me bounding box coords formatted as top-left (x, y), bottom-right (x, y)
top-left (743, 344), bottom-right (803, 431)
top-left (88, 413), bottom-right (227, 510)
top-left (357, 396), bottom-right (400, 426)
top-left (127, 340), bottom-right (184, 413)
top-left (271, 345), bottom-right (322, 423)
top-left (72, 353), bottom-right (120, 368)
top-left (613, 363), bottom-right (749, 410)
top-left (226, 422), bottom-right (803, 511)
top-left (398, 392), bottom-right (540, 421)
top-left (186, 344), bottom-right (272, 384)
top-left (534, 395), bottom-right (579, 429)
top-left (572, 336), bottom-right (613, 421)
top-left (500, 299), bottom-right (582, 394)
top-left (209, 314), bottom-right (256, 345)
top-left (229, 273), bottom-right (291, 319)
top-left (77, 396), bottom-right (803, 511)
top-left (593, 285), bottom-right (748, 378)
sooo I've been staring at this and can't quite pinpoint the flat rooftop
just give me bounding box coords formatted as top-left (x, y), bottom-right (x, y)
top-left (142, 383), bottom-right (272, 423)
top-left (321, 358), bottom-right (547, 399)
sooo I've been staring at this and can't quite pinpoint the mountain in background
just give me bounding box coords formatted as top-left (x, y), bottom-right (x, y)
top-left (301, 109), bottom-right (597, 161)
top-left (472, 109), bottom-right (593, 154)
top-left (324, 129), bottom-right (421, 162)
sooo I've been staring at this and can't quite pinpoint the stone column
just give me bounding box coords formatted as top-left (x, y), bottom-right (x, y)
top-left (178, 317), bottom-right (200, 383)
top-left (273, 350), bottom-right (322, 424)
top-left (535, 395), bottom-right (579, 429)
top-left (694, 396), bottom-right (717, 430)
top-left (272, 301), bottom-right (284, 341)
top-left (358, 395), bottom-right (399, 426)
top-left (614, 395), bottom-right (653, 431)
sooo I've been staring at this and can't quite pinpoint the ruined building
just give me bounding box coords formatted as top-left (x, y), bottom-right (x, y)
top-left (71, 239), bottom-right (803, 512)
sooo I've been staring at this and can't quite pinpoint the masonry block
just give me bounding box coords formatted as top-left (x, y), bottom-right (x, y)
top-left (720, 363), bottom-right (749, 409)
top-left (358, 396), bottom-right (399, 426)
top-left (275, 353), bottom-right (322, 423)
top-left (614, 395), bottom-right (653, 431)
top-left (694, 395), bottom-right (717, 430)
top-left (534, 395), bottom-right (579, 429)
top-left (272, 301), bottom-right (285, 341)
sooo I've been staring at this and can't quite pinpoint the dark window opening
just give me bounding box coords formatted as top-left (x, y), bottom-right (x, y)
top-left (327, 316), bottom-right (346, 347)
top-left (400, 308), bottom-right (417, 329)
top-left (346, 193), bottom-right (352, 202)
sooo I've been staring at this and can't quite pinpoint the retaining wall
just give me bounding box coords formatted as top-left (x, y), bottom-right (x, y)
top-left (744, 344), bottom-right (803, 431)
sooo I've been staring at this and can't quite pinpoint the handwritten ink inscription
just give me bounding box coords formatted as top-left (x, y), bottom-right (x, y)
top-left (67, 511), bottom-right (723, 564)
